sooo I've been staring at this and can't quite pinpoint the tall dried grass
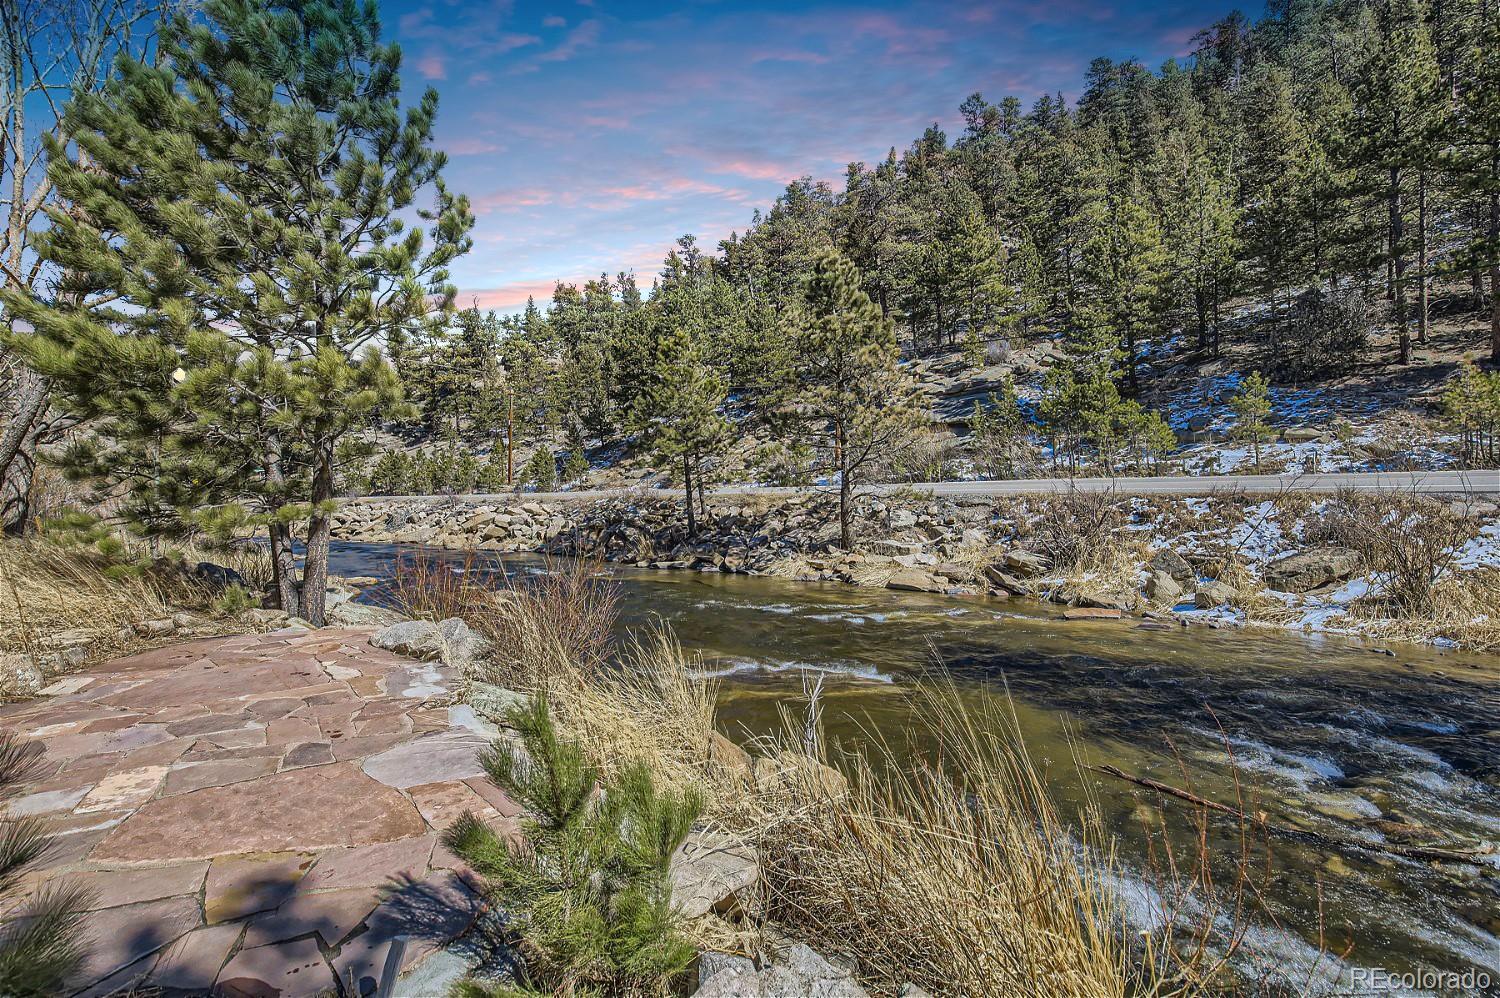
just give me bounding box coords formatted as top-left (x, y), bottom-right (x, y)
top-left (0, 542), bottom-right (192, 663)
top-left (749, 683), bottom-right (1136, 996)
top-left (396, 553), bottom-right (1274, 995)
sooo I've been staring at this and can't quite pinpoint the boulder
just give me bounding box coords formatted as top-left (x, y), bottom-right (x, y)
top-left (1148, 547), bottom-right (1195, 584)
top-left (370, 618), bottom-right (489, 668)
top-left (706, 731), bottom-right (754, 785)
top-left (193, 561), bottom-right (247, 592)
top-left (693, 943), bottom-right (867, 998)
top-left (982, 565), bottom-right (1029, 595)
top-left (0, 654), bottom-right (44, 698)
top-left (134, 618), bottom-right (176, 639)
top-left (670, 829), bottom-right (760, 919)
top-left (467, 681), bottom-right (529, 722)
top-left (1001, 549), bottom-right (1050, 576)
top-left (327, 601), bottom-right (405, 628)
top-left (752, 755), bottom-right (848, 800)
top-left (1262, 547), bottom-right (1362, 593)
top-left (1144, 570), bottom-right (1183, 605)
top-left (886, 569), bottom-right (944, 593)
top-left (1194, 580), bottom-right (1239, 609)
top-left (1280, 427), bottom-right (1326, 444)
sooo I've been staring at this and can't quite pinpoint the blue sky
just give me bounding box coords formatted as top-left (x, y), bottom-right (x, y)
top-left (388, 0), bottom-right (1239, 312)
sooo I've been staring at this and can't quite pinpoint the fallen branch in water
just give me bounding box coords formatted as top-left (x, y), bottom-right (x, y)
top-left (1091, 763), bottom-right (1495, 868)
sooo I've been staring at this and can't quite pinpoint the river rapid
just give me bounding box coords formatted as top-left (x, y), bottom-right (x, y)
top-left (327, 540), bottom-right (1500, 993)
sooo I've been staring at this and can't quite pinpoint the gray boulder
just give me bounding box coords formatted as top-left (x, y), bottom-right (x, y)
top-left (0, 654), bottom-right (44, 698)
top-left (467, 681), bottom-right (529, 723)
top-left (1194, 580), bottom-right (1239, 609)
top-left (328, 600), bottom-right (406, 628)
top-left (670, 829), bottom-right (760, 919)
top-left (885, 568), bottom-right (944, 593)
top-left (1001, 549), bottom-right (1050, 576)
top-left (371, 617), bottom-right (489, 668)
top-left (1148, 547), bottom-right (1195, 584)
top-left (1262, 547), bottom-right (1362, 593)
top-left (1144, 569), bottom-right (1183, 605)
top-left (693, 943), bottom-right (867, 997)
top-left (983, 564), bottom-right (1029, 595)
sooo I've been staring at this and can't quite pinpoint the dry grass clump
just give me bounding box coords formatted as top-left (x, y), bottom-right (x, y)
top-left (1310, 492), bottom-right (1479, 616)
top-left (1032, 489), bottom-right (1126, 570)
top-left (1050, 541), bottom-right (1149, 610)
top-left (750, 683), bottom-right (1135, 996)
top-left (0, 541), bottom-right (199, 668)
top-left (1352, 568), bottom-right (1500, 651)
top-left (545, 627), bottom-right (721, 798)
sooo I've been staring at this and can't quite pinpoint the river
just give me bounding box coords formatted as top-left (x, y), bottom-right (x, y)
top-left (327, 540), bottom-right (1500, 992)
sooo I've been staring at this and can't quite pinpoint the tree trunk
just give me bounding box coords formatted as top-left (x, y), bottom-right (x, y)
top-left (1391, 166), bottom-right (1410, 365)
top-left (1490, 182), bottom-right (1500, 364)
top-left (0, 367), bottom-right (48, 534)
top-left (505, 395), bottom-right (514, 486)
top-left (836, 422), bottom-right (852, 551)
top-left (1417, 170), bottom-right (1429, 346)
top-left (683, 454), bottom-right (696, 538)
top-left (267, 521), bottom-right (301, 619)
top-left (300, 449), bottom-right (336, 627)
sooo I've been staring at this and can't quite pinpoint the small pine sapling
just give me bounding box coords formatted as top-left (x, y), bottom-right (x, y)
top-left (443, 695), bottom-right (702, 996)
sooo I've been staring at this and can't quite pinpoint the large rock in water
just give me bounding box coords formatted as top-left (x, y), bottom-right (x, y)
top-left (693, 943), bottom-right (868, 997)
top-left (885, 568), bottom-right (944, 593)
top-left (1262, 547), bottom-right (1362, 593)
top-left (370, 618), bottom-right (489, 668)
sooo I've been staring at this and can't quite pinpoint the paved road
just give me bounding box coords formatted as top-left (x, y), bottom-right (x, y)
top-left (359, 469), bottom-right (1499, 503)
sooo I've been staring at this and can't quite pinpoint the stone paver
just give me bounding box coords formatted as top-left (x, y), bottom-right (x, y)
top-left (0, 627), bottom-right (520, 996)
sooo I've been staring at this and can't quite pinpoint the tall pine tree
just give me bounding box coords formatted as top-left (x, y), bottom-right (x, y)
top-left (4, 0), bottom-right (473, 624)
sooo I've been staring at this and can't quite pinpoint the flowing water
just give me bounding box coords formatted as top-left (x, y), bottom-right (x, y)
top-left (328, 540), bottom-right (1500, 992)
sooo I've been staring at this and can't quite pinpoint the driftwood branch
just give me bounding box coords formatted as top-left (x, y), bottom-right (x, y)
top-left (1090, 763), bottom-right (1494, 868)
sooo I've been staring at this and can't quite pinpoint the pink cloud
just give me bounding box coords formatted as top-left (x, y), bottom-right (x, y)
top-left (471, 187), bottom-right (562, 213)
top-left (415, 54), bottom-right (447, 80)
top-left (543, 14), bottom-right (566, 27)
top-left (513, 18), bottom-right (600, 72)
top-left (446, 137), bottom-right (505, 156)
top-left (748, 48), bottom-right (831, 66)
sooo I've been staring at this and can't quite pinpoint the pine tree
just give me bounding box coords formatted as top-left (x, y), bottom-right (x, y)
top-left (1077, 179), bottom-right (1170, 394)
top-left (443, 695), bottom-right (701, 995)
top-left (632, 286), bottom-right (731, 538)
top-left (521, 448), bottom-right (557, 491)
top-left (784, 247), bottom-right (924, 549)
top-left (1446, 0), bottom-right (1500, 362)
top-left (1348, 0), bottom-right (1442, 364)
top-left (1230, 371), bottom-right (1275, 469)
top-left (3, 0), bottom-right (472, 625)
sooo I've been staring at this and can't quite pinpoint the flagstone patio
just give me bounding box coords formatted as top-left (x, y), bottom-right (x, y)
top-left (0, 626), bottom-right (517, 997)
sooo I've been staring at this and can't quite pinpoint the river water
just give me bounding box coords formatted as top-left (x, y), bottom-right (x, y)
top-left (327, 541), bottom-right (1500, 992)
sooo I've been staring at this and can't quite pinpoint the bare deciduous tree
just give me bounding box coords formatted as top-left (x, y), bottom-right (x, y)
top-left (0, 0), bottom-right (169, 532)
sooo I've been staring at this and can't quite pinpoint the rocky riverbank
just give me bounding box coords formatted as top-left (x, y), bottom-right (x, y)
top-left (331, 489), bottom-right (1500, 649)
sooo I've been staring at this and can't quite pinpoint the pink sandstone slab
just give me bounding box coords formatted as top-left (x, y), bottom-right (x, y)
top-left (148, 922), bottom-right (244, 991)
top-left (329, 870), bottom-right (484, 990)
top-left (79, 861), bottom-right (209, 910)
top-left (242, 885), bottom-right (382, 948)
top-left (90, 762), bottom-right (425, 862)
top-left (406, 780), bottom-right (500, 831)
top-left (216, 935), bottom-right (336, 998)
top-left (297, 834), bottom-right (435, 892)
top-left (163, 757), bottom-right (279, 796)
top-left (205, 852), bottom-right (318, 923)
top-left (74, 895), bottom-right (202, 988)
top-left (75, 765), bottom-right (169, 813)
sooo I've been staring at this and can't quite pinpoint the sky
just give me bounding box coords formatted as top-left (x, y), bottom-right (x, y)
top-left (387, 0), bottom-right (1240, 314)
